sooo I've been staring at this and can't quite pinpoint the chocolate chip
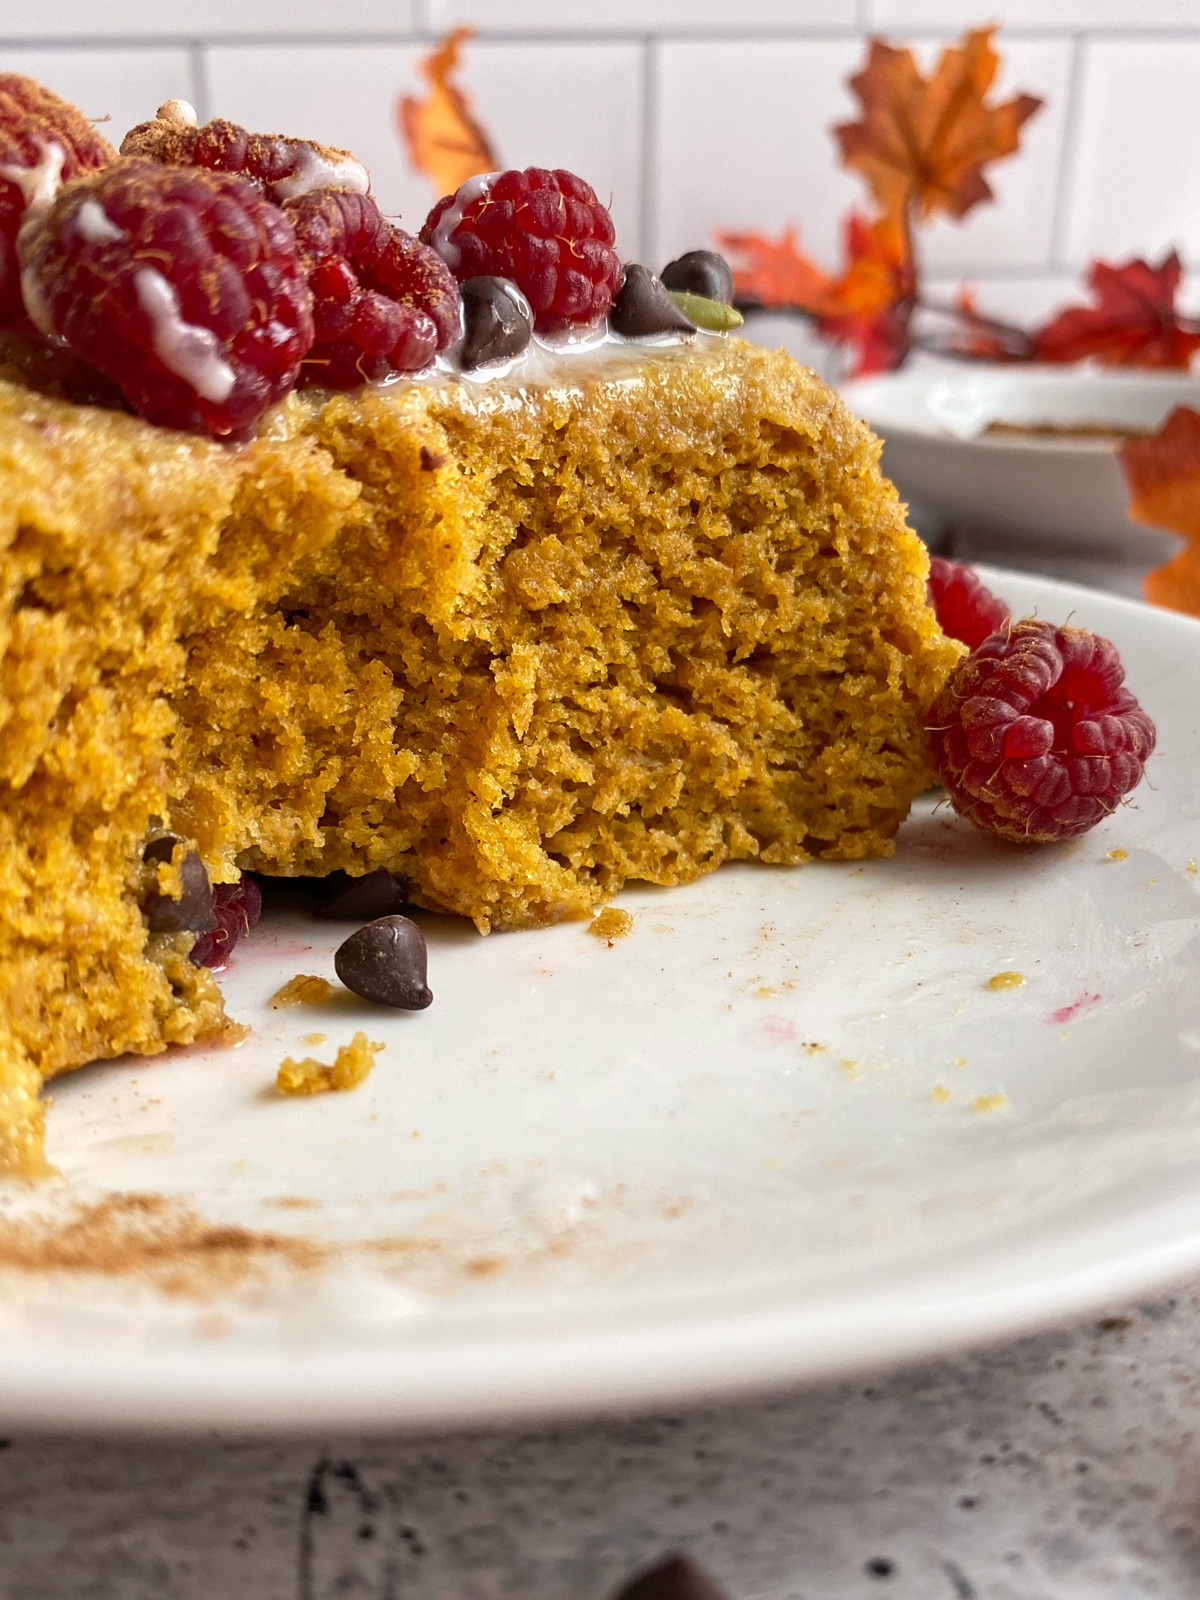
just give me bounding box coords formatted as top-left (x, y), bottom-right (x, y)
top-left (612, 1556), bottom-right (729, 1600)
top-left (459, 276), bottom-right (533, 369)
top-left (660, 250), bottom-right (734, 305)
top-left (334, 915), bottom-right (432, 1010)
top-left (314, 868), bottom-right (414, 923)
top-left (142, 834), bottom-right (216, 933)
top-left (610, 264), bottom-right (696, 339)
top-left (419, 446), bottom-right (448, 472)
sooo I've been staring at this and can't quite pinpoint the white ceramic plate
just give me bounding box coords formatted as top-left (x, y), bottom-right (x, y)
top-left (3, 571), bottom-right (1200, 1434)
top-left (842, 364), bottom-right (1200, 557)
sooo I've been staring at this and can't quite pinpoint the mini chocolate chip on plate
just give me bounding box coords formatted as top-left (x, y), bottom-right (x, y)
top-left (661, 249), bottom-right (735, 305)
top-left (459, 275), bottom-right (534, 369)
top-left (610, 264), bottom-right (696, 339)
top-left (334, 915), bottom-right (433, 1010)
top-left (612, 1555), bottom-right (730, 1600)
top-left (314, 867), bottom-right (413, 923)
top-left (141, 834), bottom-right (216, 934)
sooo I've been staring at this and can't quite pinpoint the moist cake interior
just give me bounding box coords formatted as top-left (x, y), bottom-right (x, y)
top-left (0, 335), bottom-right (959, 1171)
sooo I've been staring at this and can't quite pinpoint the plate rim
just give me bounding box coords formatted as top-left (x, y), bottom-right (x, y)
top-left (4, 569), bottom-right (1199, 1434)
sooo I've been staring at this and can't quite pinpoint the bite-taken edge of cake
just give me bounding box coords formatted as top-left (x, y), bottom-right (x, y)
top-left (0, 80), bottom-right (962, 1174)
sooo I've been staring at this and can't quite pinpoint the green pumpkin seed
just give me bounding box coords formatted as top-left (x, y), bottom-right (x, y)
top-left (668, 291), bottom-right (744, 332)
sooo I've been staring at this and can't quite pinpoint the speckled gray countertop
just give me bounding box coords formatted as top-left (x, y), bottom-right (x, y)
top-left (8, 549), bottom-right (1192, 1600)
top-left (3, 1285), bottom-right (1200, 1599)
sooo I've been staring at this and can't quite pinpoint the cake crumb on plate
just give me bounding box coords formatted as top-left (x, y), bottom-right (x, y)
top-left (971, 1093), bottom-right (1008, 1114)
top-left (276, 1032), bottom-right (383, 1096)
top-left (589, 907), bottom-right (633, 944)
top-left (986, 970), bottom-right (1025, 991)
top-left (269, 974), bottom-right (334, 1008)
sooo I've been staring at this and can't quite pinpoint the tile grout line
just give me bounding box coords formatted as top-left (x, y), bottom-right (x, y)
top-left (924, 264), bottom-right (1081, 282)
top-left (7, 24), bottom-right (1200, 52)
top-left (638, 35), bottom-right (658, 270)
top-left (1047, 31), bottom-right (1088, 274)
top-left (4, 25), bottom-right (1200, 49)
top-left (189, 39), bottom-right (211, 123)
top-left (11, 25), bottom-right (1200, 49)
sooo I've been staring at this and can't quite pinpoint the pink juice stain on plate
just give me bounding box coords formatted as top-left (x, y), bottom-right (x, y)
top-left (760, 1017), bottom-right (800, 1045)
top-left (1045, 992), bottom-right (1103, 1026)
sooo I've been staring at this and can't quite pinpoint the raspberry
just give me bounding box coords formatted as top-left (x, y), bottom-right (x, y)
top-left (121, 103), bottom-right (369, 207)
top-left (0, 74), bottom-right (113, 331)
top-left (18, 157), bottom-right (314, 440)
top-left (283, 188), bottom-right (460, 386)
top-left (927, 620), bottom-right (1156, 843)
top-left (189, 874), bottom-right (262, 969)
top-left (927, 555), bottom-right (1011, 649)
top-left (422, 167), bottom-right (621, 333)
top-left (122, 105), bottom-right (456, 385)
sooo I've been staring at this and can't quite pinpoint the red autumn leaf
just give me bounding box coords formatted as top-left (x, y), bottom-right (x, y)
top-left (720, 213), bottom-right (915, 376)
top-left (1121, 406), bottom-right (1200, 615)
top-left (397, 26), bottom-right (499, 201)
top-left (826, 211), bottom-right (912, 316)
top-left (1034, 252), bottom-right (1200, 369)
top-left (834, 28), bottom-right (1042, 223)
top-left (817, 212), bottom-right (915, 376)
top-left (823, 303), bottom-right (912, 377)
top-left (715, 224), bottom-right (835, 312)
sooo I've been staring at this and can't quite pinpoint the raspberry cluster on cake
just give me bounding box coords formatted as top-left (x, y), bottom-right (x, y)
top-left (0, 76), bottom-right (962, 1172)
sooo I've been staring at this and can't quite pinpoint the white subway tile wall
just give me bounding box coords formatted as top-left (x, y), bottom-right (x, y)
top-left (1, 48), bottom-right (194, 149)
top-left (205, 41), bottom-right (644, 250)
top-left (0, 1), bottom-right (416, 41)
top-left (4, 0), bottom-right (1200, 330)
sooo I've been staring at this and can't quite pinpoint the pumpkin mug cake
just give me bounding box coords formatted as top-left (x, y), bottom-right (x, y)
top-left (0, 77), bottom-right (964, 1173)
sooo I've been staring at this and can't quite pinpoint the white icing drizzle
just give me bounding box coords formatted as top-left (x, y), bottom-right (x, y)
top-left (374, 322), bottom-right (714, 395)
top-left (156, 98), bottom-right (197, 126)
top-left (429, 171), bottom-right (498, 270)
top-left (272, 144), bottom-right (370, 202)
top-left (0, 138), bottom-right (65, 212)
top-left (74, 198), bottom-right (126, 245)
top-left (19, 261), bottom-right (54, 337)
top-left (7, 140), bottom-right (68, 336)
top-left (134, 267), bottom-right (236, 403)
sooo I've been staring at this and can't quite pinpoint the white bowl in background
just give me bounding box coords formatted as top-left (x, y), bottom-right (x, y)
top-left (841, 364), bottom-right (1200, 558)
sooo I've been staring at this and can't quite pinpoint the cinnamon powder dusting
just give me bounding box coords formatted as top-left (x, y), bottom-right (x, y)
top-left (0, 1192), bottom-right (326, 1299)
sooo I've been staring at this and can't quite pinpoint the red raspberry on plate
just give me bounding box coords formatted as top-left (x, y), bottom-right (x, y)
top-left (927, 619), bottom-right (1156, 843)
top-left (189, 875), bottom-right (263, 969)
top-left (0, 74), bottom-right (113, 331)
top-left (927, 555), bottom-right (1011, 650)
top-left (121, 103), bottom-right (369, 206)
top-left (283, 188), bottom-right (460, 386)
top-left (421, 167), bottom-right (621, 333)
top-left (18, 157), bottom-right (314, 440)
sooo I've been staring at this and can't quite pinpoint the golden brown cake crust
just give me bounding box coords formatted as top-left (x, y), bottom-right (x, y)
top-left (0, 380), bottom-right (232, 1172)
top-left (0, 337), bottom-right (959, 1170)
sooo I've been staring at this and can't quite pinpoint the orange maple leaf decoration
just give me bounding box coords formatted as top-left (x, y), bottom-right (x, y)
top-left (834, 28), bottom-right (1042, 222)
top-left (719, 212), bottom-right (914, 375)
top-left (1034, 252), bottom-right (1200, 369)
top-left (1122, 407), bottom-right (1200, 615)
top-left (715, 223), bottom-right (834, 312)
top-left (817, 212), bottom-right (914, 375)
top-left (827, 212), bottom-right (911, 317)
top-left (397, 26), bottom-right (498, 200)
